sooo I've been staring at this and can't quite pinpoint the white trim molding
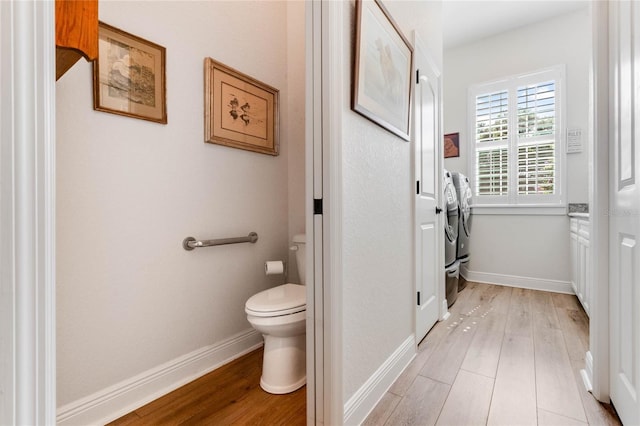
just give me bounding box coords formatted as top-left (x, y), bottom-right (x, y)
top-left (319, 0), bottom-right (345, 424)
top-left (586, 0), bottom-right (610, 403)
top-left (581, 350), bottom-right (594, 392)
top-left (0, 1), bottom-right (57, 424)
top-left (343, 335), bottom-right (415, 426)
top-left (471, 205), bottom-right (567, 216)
top-left (56, 329), bottom-right (262, 426)
top-left (462, 267), bottom-right (574, 294)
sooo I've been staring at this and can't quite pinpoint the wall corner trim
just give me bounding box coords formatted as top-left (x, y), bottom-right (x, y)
top-left (580, 351), bottom-right (594, 392)
top-left (343, 335), bottom-right (416, 425)
top-left (56, 329), bottom-right (263, 426)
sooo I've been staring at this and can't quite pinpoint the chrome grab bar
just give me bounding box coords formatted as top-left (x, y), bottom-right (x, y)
top-left (182, 232), bottom-right (258, 251)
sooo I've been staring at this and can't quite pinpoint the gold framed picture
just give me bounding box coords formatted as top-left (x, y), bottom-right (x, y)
top-left (204, 57), bottom-right (279, 156)
top-left (93, 22), bottom-right (167, 124)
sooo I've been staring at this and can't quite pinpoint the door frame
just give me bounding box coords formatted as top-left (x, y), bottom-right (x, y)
top-left (0, 1), bottom-right (57, 424)
top-left (412, 33), bottom-right (446, 343)
top-left (306, 1), bottom-right (342, 424)
top-left (8, 0), bottom-right (615, 421)
top-left (3, 1), bottom-right (333, 424)
top-left (585, 0), bottom-right (610, 403)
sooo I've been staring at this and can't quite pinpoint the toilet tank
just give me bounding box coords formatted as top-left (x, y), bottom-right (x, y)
top-left (292, 234), bottom-right (306, 285)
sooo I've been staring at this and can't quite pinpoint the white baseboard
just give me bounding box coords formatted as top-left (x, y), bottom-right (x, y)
top-left (57, 329), bottom-right (263, 426)
top-left (581, 350), bottom-right (594, 392)
top-left (441, 299), bottom-right (450, 320)
top-left (343, 335), bottom-right (416, 425)
top-left (462, 266), bottom-right (574, 294)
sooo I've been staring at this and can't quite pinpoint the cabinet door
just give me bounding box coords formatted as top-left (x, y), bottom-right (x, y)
top-left (578, 220), bottom-right (590, 315)
top-left (578, 235), bottom-right (589, 315)
top-left (583, 236), bottom-right (590, 315)
top-left (570, 229), bottom-right (578, 295)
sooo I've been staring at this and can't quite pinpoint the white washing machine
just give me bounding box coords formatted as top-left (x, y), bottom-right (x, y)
top-left (443, 169), bottom-right (459, 307)
top-left (451, 172), bottom-right (472, 291)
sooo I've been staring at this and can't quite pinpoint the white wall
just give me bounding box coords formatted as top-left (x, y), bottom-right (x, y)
top-left (341, 0), bottom-right (442, 407)
top-left (56, 0), bottom-right (305, 416)
top-left (443, 7), bottom-right (591, 287)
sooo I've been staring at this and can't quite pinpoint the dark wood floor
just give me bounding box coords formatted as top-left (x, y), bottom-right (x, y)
top-left (108, 348), bottom-right (306, 425)
top-left (365, 282), bottom-right (622, 426)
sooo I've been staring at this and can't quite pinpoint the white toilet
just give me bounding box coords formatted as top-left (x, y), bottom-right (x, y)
top-left (245, 234), bottom-right (306, 394)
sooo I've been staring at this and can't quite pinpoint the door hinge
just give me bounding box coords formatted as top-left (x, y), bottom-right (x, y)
top-left (435, 206), bottom-right (442, 215)
top-left (314, 198), bottom-right (323, 215)
top-left (416, 180), bottom-right (420, 195)
top-left (416, 69), bottom-right (420, 84)
top-left (417, 291), bottom-right (421, 306)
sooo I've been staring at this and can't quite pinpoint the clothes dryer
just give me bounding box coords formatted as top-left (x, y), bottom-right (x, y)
top-left (451, 172), bottom-right (472, 291)
top-left (443, 170), bottom-right (459, 267)
top-left (443, 170), bottom-right (459, 306)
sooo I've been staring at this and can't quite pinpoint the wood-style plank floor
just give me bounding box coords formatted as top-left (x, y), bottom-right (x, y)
top-left (107, 348), bottom-right (305, 425)
top-left (365, 282), bottom-right (622, 426)
top-left (109, 282), bottom-right (620, 426)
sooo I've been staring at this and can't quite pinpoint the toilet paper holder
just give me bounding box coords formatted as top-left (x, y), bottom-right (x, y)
top-left (265, 260), bottom-right (287, 276)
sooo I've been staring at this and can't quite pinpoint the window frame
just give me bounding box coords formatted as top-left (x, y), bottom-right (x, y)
top-left (467, 65), bottom-right (567, 215)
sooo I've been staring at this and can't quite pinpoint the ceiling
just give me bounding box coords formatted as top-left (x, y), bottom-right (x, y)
top-left (443, 0), bottom-right (590, 49)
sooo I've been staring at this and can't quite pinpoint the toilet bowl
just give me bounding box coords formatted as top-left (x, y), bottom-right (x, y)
top-left (245, 234), bottom-right (306, 394)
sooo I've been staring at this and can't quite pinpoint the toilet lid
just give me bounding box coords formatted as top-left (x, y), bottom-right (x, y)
top-left (245, 283), bottom-right (306, 317)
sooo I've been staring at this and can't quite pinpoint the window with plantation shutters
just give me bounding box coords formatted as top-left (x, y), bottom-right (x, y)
top-left (517, 81), bottom-right (556, 195)
top-left (475, 90), bottom-right (509, 196)
top-left (468, 66), bottom-right (565, 210)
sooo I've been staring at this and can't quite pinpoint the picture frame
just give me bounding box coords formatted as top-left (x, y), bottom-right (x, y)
top-left (444, 132), bottom-right (460, 158)
top-left (352, 0), bottom-right (413, 141)
top-left (93, 22), bottom-right (167, 124)
top-left (204, 57), bottom-right (279, 156)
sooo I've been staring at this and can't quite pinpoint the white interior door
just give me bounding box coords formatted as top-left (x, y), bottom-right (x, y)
top-left (609, 1), bottom-right (640, 424)
top-left (414, 32), bottom-right (442, 343)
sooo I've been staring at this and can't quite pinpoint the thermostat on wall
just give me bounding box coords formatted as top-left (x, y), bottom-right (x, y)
top-left (567, 128), bottom-right (582, 153)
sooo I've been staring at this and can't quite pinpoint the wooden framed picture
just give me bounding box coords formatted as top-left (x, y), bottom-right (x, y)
top-left (352, 0), bottom-right (413, 141)
top-left (204, 58), bottom-right (279, 156)
top-left (93, 22), bottom-right (167, 124)
top-left (444, 132), bottom-right (460, 158)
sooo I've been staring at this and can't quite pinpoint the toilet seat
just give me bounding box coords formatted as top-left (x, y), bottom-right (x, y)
top-left (245, 283), bottom-right (306, 317)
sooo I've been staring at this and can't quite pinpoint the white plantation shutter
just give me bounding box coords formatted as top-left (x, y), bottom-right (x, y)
top-left (475, 91), bottom-right (509, 196)
top-left (517, 81), bottom-right (556, 195)
top-left (518, 143), bottom-right (555, 194)
top-left (477, 147), bottom-right (508, 195)
top-left (475, 91), bottom-right (508, 143)
top-left (469, 66), bottom-right (564, 208)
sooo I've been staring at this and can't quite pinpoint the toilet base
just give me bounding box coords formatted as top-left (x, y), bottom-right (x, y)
top-left (260, 333), bottom-right (306, 394)
top-left (261, 375), bottom-right (306, 394)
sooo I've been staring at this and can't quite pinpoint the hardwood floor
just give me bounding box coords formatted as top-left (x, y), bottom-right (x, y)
top-left (109, 283), bottom-right (619, 426)
top-left (107, 348), bottom-right (306, 426)
top-left (365, 282), bottom-right (622, 426)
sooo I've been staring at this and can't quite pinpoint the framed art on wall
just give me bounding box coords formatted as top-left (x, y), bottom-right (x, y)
top-left (444, 132), bottom-right (460, 158)
top-left (352, 0), bottom-right (413, 141)
top-left (93, 22), bottom-right (167, 124)
top-left (204, 57), bottom-right (279, 156)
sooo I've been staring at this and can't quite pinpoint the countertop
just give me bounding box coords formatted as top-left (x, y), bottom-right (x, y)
top-left (568, 212), bottom-right (590, 219)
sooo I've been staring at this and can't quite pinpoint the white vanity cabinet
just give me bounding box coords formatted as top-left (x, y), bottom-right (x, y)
top-left (569, 216), bottom-right (590, 316)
